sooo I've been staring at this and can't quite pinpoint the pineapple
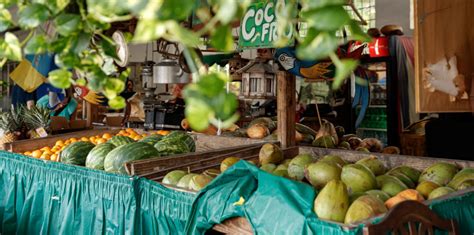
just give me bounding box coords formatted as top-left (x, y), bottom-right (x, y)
top-left (24, 106), bottom-right (51, 139)
top-left (0, 107), bottom-right (23, 144)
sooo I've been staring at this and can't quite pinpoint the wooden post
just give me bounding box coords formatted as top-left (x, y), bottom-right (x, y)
top-left (86, 102), bottom-right (92, 128)
top-left (277, 71), bottom-right (296, 148)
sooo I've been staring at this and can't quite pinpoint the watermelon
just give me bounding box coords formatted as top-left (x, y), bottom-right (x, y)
top-left (154, 141), bottom-right (190, 156)
top-left (60, 141), bottom-right (95, 166)
top-left (107, 136), bottom-right (135, 147)
top-left (139, 134), bottom-right (164, 145)
top-left (104, 142), bottom-right (159, 174)
top-left (85, 143), bottom-right (116, 170)
top-left (161, 131), bottom-right (195, 152)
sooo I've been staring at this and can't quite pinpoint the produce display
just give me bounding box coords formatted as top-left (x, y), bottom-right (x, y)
top-left (20, 129), bottom-right (195, 175)
top-left (0, 106), bottom-right (51, 143)
top-left (162, 143), bottom-right (474, 225)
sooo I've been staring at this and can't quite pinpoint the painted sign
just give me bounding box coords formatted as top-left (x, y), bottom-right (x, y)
top-left (239, 0), bottom-right (294, 49)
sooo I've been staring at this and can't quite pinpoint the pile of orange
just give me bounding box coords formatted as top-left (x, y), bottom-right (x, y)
top-left (22, 129), bottom-right (171, 162)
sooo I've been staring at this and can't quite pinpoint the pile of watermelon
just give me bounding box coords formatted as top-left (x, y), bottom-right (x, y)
top-left (59, 131), bottom-right (195, 174)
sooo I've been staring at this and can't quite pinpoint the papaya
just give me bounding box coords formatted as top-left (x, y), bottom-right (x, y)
top-left (428, 187), bottom-right (455, 200)
top-left (313, 180), bottom-right (349, 223)
top-left (418, 162), bottom-right (459, 186)
top-left (388, 166), bottom-right (421, 183)
top-left (259, 143), bottom-right (283, 165)
top-left (356, 156), bottom-right (386, 176)
top-left (288, 154), bottom-right (314, 181)
top-left (365, 190), bottom-right (391, 202)
top-left (448, 168), bottom-right (474, 189)
top-left (319, 155), bottom-right (347, 168)
top-left (344, 195), bottom-right (387, 224)
top-left (416, 181), bottom-right (440, 198)
top-left (397, 189), bottom-right (424, 202)
top-left (376, 175), bottom-right (408, 197)
top-left (341, 164), bottom-right (377, 193)
top-left (305, 161), bottom-right (342, 189)
top-left (385, 195), bottom-right (406, 209)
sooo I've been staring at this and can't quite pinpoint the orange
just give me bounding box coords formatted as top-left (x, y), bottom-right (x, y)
top-left (126, 128), bottom-right (134, 133)
top-left (70, 137), bottom-right (78, 141)
top-left (102, 133), bottom-right (112, 139)
top-left (64, 140), bottom-right (71, 145)
top-left (133, 136), bottom-right (141, 141)
top-left (50, 154), bottom-right (58, 162)
top-left (32, 150), bottom-right (42, 158)
top-left (55, 140), bottom-right (65, 146)
top-left (24, 151), bottom-right (32, 156)
top-left (96, 138), bottom-right (107, 144)
top-left (40, 153), bottom-right (51, 161)
top-left (141, 133), bottom-right (148, 137)
top-left (80, 137), bottom-right (89, 142)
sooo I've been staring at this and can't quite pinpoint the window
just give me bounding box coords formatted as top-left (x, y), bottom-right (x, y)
top-left (345, 0), bottom-right (376, 31)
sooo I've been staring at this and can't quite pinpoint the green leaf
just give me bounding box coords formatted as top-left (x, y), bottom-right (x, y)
top-left (210, 25), bottom-right (234, 52)
top-left (75, 78), bottom-right (87, 86)
top-left (101, 57), bottom-right (117, 75)
top-left (132, 19), bottom-right (166, 43)
top-left (4, 32), bottom-right (21, 61)
top-left (36, 0), bottom-right (70, 14)
top-left (196, 73), bottom-right (226, 97)
top-left (70, 33), bottom-right (91, 54)
top-left (157, 0), bottom-right (195, 20)
top-left (163, 21), bottom-right (200, 47)
top-left (184, 99), bottom-right (212, 131)
top-left (100, 35), bottom-right (118, 59)
top-left (108, 96), bottom-right (125, 110)
top-left (24, 34), bottom-right (48, 54)
top-left (210, 92), bottom-right (238, 120)
top-left (49, 36), bottom-right (71, 53)
top-left (300, 0), bottom-right (346, 10)
top-left (301, 5), bottom-right (350, 31)
top-left (212, 0), bottom-right (238, 24)
top-left (18, 3), bottom-right (50, 28)
top-left (55, 13), bottom-right (81, 36)
top-left (0, 9), bottom-right (12, 32)
top-left (54, 52), bottom-right (80, 69)
top-left (103, 78), bottom-right (125, 99)
top-left (48, 69), bottom-right (72, 89)
top-left (332, 59), bottom-right (359, 89)
top-left (296, 31), bottom-right (338, 60)
top-left (348, 21), bottom-right (371, 42)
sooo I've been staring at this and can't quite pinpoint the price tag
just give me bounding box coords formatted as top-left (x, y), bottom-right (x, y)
top-left (36, 127), bottom-right (48, 138)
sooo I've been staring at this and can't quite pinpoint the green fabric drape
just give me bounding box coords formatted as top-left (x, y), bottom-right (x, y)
top-left (0, 151), bottom-right (195, 234)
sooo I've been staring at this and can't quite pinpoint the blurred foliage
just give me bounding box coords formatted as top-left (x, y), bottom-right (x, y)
top-left (0, 0), bottom-right (368, 130)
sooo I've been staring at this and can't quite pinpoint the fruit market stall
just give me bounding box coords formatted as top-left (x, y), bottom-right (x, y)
top-left (153, 143), bottom-right (474, 234)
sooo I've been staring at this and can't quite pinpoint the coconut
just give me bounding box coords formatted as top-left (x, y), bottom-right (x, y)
top-left (177, 173), bottom-right (199, 189)
top-left (356, 156), bottom-right (386, 176)
top-left (259, 143), bottom-right (284, 165)
top-left (189, 174), bottom-right (213, 191)
top-left (288, 154), bottom-right (315, 181)
top-left (347, 137), bottom-right (362, 149)
top-left (356, 147), bottom-right (370, 153)
top-left (319, 155), bottom-right (347, 167)
top-left (382, 146), bottom-right (400, 155)
top-left (313, 180), bottom-right (349, 223)
top-left (416, 180), bottom-right (440, 198)
top-left (220, 156), bottom-right (241, 172)
top-left (419, 162), bottom-right (459, 186)
top-left (305, 161), bottom-right (342, 189)
top-left (246, 124), bottom-right (270, 139)
top-left (359, 138), bottom-right (383, 152)
top-left (341, 164), bottom-right (377, 193)
top-left (316, 121), bottom-right (338, 144)
top-left (338, 141), bottom-right (351, 150)
top-left (273, 169), bottom-right (289, 178)
top-left (428, 187), bottom-right (455, 200)
top-left (365, 190), bottom-right (391, 202)
top-left (344, 195), bottom-right (387, 224)
top-left (349, 192), bottom-right (367, 204)
top-left (335, 126), bottom-right (345, 140)
top-left (456, 179), bottom-right (474, 190)
top-left (162, 170), bottom-right (187, 186)
top-left (275, 163), bottom-right (288, 171)
top-left (260, 163), bottom-right (277, 173)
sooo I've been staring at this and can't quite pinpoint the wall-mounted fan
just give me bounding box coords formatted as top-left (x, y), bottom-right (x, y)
top-left (112, 30), bottom-right (129, 67)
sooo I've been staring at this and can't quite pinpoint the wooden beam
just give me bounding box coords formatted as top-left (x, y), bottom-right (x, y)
top-left (277, 71), bottom-right (296, 148)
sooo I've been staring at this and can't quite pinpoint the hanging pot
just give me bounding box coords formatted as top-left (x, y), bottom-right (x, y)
top-left (153, 59), bottom-right (187, 84)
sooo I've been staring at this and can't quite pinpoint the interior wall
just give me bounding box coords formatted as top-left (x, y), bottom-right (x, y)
top-left (376, 0), bottom-right (413, 36)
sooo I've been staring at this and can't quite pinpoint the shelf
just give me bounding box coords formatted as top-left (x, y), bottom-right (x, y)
top-left (357, 127), bottom-right (387, 132)
top-left (356, 105), bottom-right (387, 108)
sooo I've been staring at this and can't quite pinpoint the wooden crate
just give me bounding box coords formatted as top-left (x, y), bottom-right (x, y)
top-left (2, 128), bottom-right (121, 153)
top-left (138, 144), bottom-right (298, 182)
